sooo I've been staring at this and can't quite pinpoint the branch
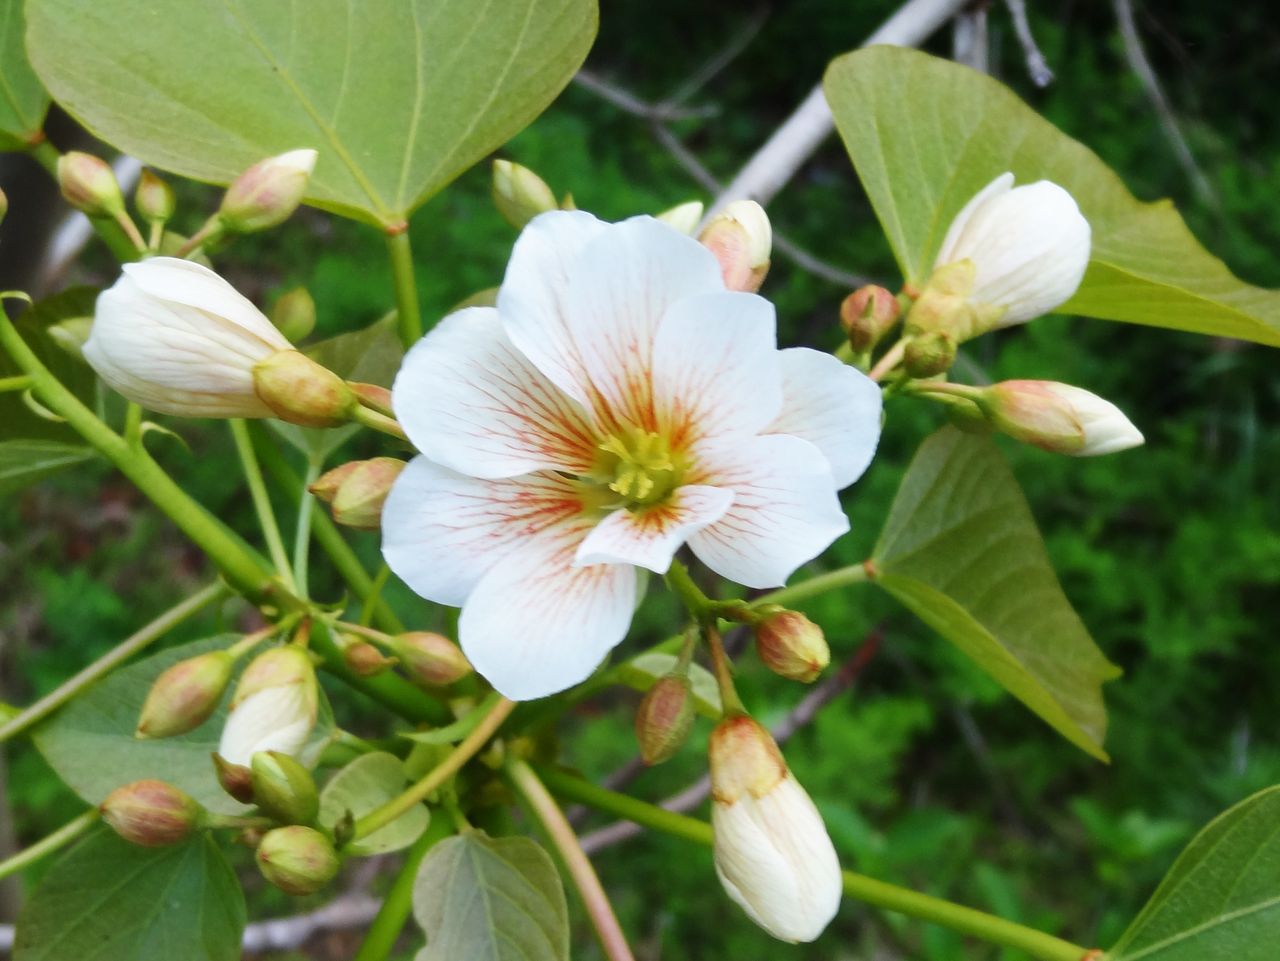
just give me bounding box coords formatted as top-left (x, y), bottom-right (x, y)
top-left (952, 4), bottom-right (990, 74)
top-left (1002, 0), bottom-right (1054, 87)
top-left (573, 69), bottom-right (717, 122)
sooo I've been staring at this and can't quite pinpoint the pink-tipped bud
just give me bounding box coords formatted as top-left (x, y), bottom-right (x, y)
top-left (635, 673), bottom-right (695, 765)
top-left (698, 200), bottom-right (771, 292)
top-left (101, 780), bottom-right (203, 847)
top-left (753, 609), bottom-right (829, 683)
top-left (348, 382), bottom-right (393, 415)
top-left (57, 151), bottom-right (125, 217)
top-left (492, 159), bottom-right (558, 229)
top-left (978, 380), bottom-right (1144, 457)
top-left (256, 825), bottom-right (340, 895)
top-left (213, 753), bottom-right (256, 804)
top-left (250, 751), bottom-right (319, 825)
top-left (270, 287), bottom-right (316, 342)
top-left (136, 650), bottom-right (234, 739)
top-left (341, 638), bottom-right (397, 677)
top-left (903, 330), bottom-right (957, 379)
top-left (135, 169), bottom-right (175, 223)
top-left (840, 284), bottom-right (901, 353)
top-left (219, 149), bottom-right (317, 233)
top-left (252, 349), bottom-right (357, 428)
top-left (309, 457), bottom-right (405, 530)
top-left (392, 632), bottom-right (472, 688)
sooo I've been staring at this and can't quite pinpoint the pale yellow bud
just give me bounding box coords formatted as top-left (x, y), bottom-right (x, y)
top-left (492, 159), bottom-right (557, 229)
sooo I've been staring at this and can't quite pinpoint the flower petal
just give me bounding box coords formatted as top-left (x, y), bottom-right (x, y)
top-left (460, 526), bottom-right (639, 701)
top-left (566, 216), bottom-right (725, 430)
top-left (391, 307), bottom-right (600, 479)
top-left (688, 435), bottom-right (849, 589)
top-left (651, 291), bottom-right (783, 447)
top-left (933, 172), bottom-right (1014, 269)
top-left (766, 348), bottom-right (882, 489)
top-left (498, 210), bottom-right (608, 407)
top-left (574, 484), bottom-right (734, 574)
top-left (381, 458), bottom-right (588, 607)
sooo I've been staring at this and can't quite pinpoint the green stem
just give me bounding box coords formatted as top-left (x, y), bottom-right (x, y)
top-left (506, 759), bottom-right (636, 961)
top-left (0, 374), bottom-right (32, 392)
top-left (360, 564), bottom-right (392, 628)
top-left (0, 582), bottom-right (226, 743)
top-left (351, 403), bottom-right (408, 440)
top-left (111, 209), bottom-right (147, 252)
top-left (351, 816), bottom-right (453, 961)
top-left (869, 339), bottom-right (907, 382)
top-left (230, 419), bottom-right (296, 591)
top-left (753, 561), bottom-right (873, 609)
top-left (293, 458), bottom-right (323, 599)
top-left (385, 230), bottom-right (423, 347)
top-left (0, 314), bottom-right (283, 605)
top-left (665, 559), bottom-right (711, 619)
top-left (352, 696), bottom-right (516, 841)
top-left (0, 809), bottom-right (100, 882)
top-left (28, 140), bottom-right (139, 263)
top-left (535, 768), bottom-right (1091, 961)
top-left (703, 625), bottom-right (744, 715)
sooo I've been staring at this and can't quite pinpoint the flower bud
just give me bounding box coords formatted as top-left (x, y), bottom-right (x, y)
top-left (840, 284), bottom-right (901, 353)
top-left (753, 609), bottom-right (829, 683)
top-left (655, 200), bottom-right (704, 235)
top-left (709, 716), bottom-right (841, 942)
top-left (219, 647), bottom-right (318, 766)
top-left (250, 751), bottom-right (319, 825)
top-left (902, 330), bottom-right (957, 379)
top-left (213, 753), bottom-right (256, 804)
top-left (271, 287), bottom-right (316, 342)
top-left (219, 148), bottom-right (317, 233)
top-left (101, 780), bottom-right (203, 847)
top-left (342, 638), bottom-right (397, 677)
top-left (978, 380), bottom-right (1144, 456)
top-left (929, 172), bottom-right (1090, 336)
top-left (84, 258), bottom-right (293, 417)
top-left (135, 169), bottom-right (175, 223)
top-left (252, 349), bottom-right (357, 428)
top-left (634, 673), bottom-right (695, 765)
top-left (136, 650), bottom-right (234, 739)
top-left (392, 632), bottom-right (472, 688)
top-left (57, 151), bottom-right (125, 217)
top-left (698, 200), bottom-right (771, 293)
top-left (256, 825), bottom-right (340, 896)
top-left (492, 159), bottom-right (557, 229)
top-left (309, 457), bottom-right (404, 529)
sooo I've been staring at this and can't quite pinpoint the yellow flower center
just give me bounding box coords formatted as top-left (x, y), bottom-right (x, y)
top-left (593, 427), bottom-right (684, 509)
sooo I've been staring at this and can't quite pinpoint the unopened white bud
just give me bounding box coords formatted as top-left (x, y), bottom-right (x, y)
top-left (84, 257), bottom-right (292, 417)
top-left (655, 200), bottom-right (704, 235)
top-left (980, 380), bottom-right (1144, 456)
top-left (492, 159), bottom-right (557, 229)
top-left (699, 200), bottom-right (772, 292)
top-left (220, 149), bottom-right (317, 233)
top-left (929, 173), bottom-right (1090, 336)
top-left (218, 647), bottom-right (318, 767)
top-left (709, 716), bottom-right (841, 942)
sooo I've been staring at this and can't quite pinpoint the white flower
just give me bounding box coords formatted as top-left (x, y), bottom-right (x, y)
top-left (933, 172), bottom-right (1091, 328)
top-left (709, 716), bottom-right (841, 942)
top-left (983, 380), bottom-right (1144, 456)
top-left (85, 257), bottom-right (290, 417)
top-left (381, 211), bottom-right (881, 700)
top-left (217, 685), bottom-right (314, 767)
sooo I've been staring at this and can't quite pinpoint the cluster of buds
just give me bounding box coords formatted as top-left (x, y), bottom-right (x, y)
top-left (698, 200), bottom-right (772, 293)
top-left (310, 457), bottom-right (405, 530)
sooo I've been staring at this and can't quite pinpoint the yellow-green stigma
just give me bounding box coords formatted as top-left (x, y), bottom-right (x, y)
top-left (595, 428), bottom-right (683, 509)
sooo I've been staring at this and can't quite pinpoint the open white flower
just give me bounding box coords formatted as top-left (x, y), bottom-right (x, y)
top-left (382, 211), bottom-right (881, 700)
top-left (85, 257), bottom-right (290, 417)
top-left (932, 172), bottom-right (1090, 330)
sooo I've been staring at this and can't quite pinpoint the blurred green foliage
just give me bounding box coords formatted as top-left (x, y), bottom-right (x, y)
top-left (2, 1), bottom-right (1278, 958)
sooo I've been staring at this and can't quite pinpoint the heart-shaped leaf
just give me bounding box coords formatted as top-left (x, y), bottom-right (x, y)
top-left (824, 46), bottom-right (1280, 346)
top-left (0, 1), bottom-right (49, 149)
top-left (27, 0), bottom-right (599, 226)
top-left (872, 427), bottom-right (1120, 760)
top-left (319, 751), bottom-right (429, 856)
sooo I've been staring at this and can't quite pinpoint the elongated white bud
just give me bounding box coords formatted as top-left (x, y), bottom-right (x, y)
top-left (980, 380), bottom-right (1144, 456)
top-left (709, 715), bottom-right (841, 942)
top-left (218, 647), bottom-right (318, 767)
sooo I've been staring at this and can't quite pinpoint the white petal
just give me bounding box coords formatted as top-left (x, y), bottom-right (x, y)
top-left (651, 291), bottom-right (783, 446)
top-left (688, 435), bottom-right (849, 589)
top-left (218, 686), bottom-right (314, 766)
top-left (766, 348), bottom-right (882, 489)
top-left (1046, 383), bottom-right (1145, 456)
top-left (381, 458), bottom-right (588, 608)
top-left (498, 210), bottom-right (609, 407)
top-left (459, 524), bottom-right (639, 701)
top-left (566, 216), bottom-right (725, 430)
top-left (574, 485), bottom-right (734, 573)
top-left (391, 307), bottom-right (600, 479)
top-left (933, 172), bottom-right (1014, 269)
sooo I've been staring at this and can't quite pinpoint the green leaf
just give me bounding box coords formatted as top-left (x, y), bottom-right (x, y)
top-left (33, 636), bottom-right (335, 815)
top-left (305, 314), bottom-right (404, 387)
top-left (318, 751), bottom-right (429, 856)
top-left (616, 652), bottom-right (722, 719)
top-left (14, 828), bottom-right (245, 961)
top-left (413, 832), bottom-right (569, 961)
top-left (26, 0), bottom-right (599, 226)
top-left (1110, 786), bottom-right (1280, 960)
top-left (824, 46), bottom-right (1280, 347)
top-left (872, 427), bottom-right (1120, 760)
top-left (0, 439), bottom-right (96, 495)
top-left (0, 1), bottom-right (50, 149)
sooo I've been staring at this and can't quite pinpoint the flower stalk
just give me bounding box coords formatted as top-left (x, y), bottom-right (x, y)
top-left (0, 809), bottom-right (99, 882)
top-left (386, 229), bottom-right (423, 347)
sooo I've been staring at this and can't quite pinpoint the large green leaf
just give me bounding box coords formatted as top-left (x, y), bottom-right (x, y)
top-left (0, 439), bottom-right (96, 495)
top-left (0, 1), bottom-right (49, 149)
top-left (33, 636), bottom-right (335, 815)
top-left (14, 828), bottom-right (245, 961)
top-left (26, 0), bottom-right (598, 227)
top-left (413, 832), bottom-right (569, 961)
top-left (872, 427), bottom-right (1120, 760)
top-left (319, 751), bottom-right (430, 856)
top-left (1110, 786), bottom-right (1280, 960)
top-left (824, 46), bottom-right (1280, 347)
